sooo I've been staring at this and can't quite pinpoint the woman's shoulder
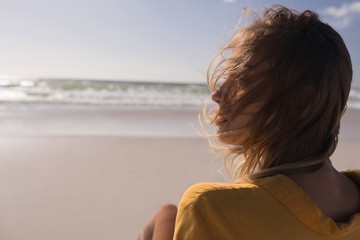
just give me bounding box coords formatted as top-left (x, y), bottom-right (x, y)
top-left (342, 169), bottom-right (360, 181)
top-left (178, 180), bottom-right (265, 208)
top-left (342, 170), bottom-right (360, 193)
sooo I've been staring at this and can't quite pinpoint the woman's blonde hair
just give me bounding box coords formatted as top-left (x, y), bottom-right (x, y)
top-left (206, 6), bottom-right (353, 180)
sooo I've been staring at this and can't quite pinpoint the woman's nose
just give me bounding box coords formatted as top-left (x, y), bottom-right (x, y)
top-left (211, 89), bottom-right (222, 104)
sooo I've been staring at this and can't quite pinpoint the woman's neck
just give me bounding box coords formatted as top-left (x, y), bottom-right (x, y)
top-left (287, 160), bottom-right (360, 222)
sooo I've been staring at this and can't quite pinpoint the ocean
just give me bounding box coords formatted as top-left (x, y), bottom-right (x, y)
top-left (0, 78), bottom-right (210, 108)
top-left (0, 78), bottom-right (210, 137)
top-left (0, 77), bottom-right (359, 110)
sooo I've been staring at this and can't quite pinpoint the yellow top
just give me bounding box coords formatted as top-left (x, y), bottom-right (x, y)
top-left (174, 170), bottom-right (360, 240)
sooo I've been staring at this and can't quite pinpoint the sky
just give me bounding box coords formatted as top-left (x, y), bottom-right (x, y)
top-left (0, 0), bottom-right (359, 87)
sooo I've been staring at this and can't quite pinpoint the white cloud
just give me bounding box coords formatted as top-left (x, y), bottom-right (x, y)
top-left (323, 1), bottom-right (360, 18)
top-left (223, 0), bottom-right (237, 3)
top-left (321, 1), bottom-right (360, 28)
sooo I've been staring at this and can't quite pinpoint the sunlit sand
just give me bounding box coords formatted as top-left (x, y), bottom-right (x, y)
top-left (0, 106), bottom-right (358, 239)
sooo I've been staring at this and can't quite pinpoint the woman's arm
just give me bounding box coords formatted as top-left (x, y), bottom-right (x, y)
top-left (137, 204), bottom-right (178, 240)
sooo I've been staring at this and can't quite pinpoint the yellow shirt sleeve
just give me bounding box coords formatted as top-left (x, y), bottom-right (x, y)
top-left (173, 196), bottom-right (213, 239)
top-left (174, 182), bottom-right (238, 239)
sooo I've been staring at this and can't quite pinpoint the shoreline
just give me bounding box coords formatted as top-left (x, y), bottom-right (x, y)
top-left (0, 103), bottom-right (358, 139)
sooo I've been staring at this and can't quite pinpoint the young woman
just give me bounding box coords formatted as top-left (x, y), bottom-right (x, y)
top-left (139, 5), bottom-right (360, 239)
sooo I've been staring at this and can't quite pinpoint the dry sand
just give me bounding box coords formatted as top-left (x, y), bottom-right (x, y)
top-left (0, 137), bottom-right (222, 240)
top-left (0, 109), bottom-right (359, 240)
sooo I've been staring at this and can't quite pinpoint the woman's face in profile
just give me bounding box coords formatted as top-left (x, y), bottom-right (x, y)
top-left (211, 88), bottom-right (262, 145)
top-left (210, 58), bottom-right (271, 145)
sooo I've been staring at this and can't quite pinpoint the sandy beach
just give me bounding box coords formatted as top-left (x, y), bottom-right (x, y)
top-left (0, 106), bottom-right (359, 240)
